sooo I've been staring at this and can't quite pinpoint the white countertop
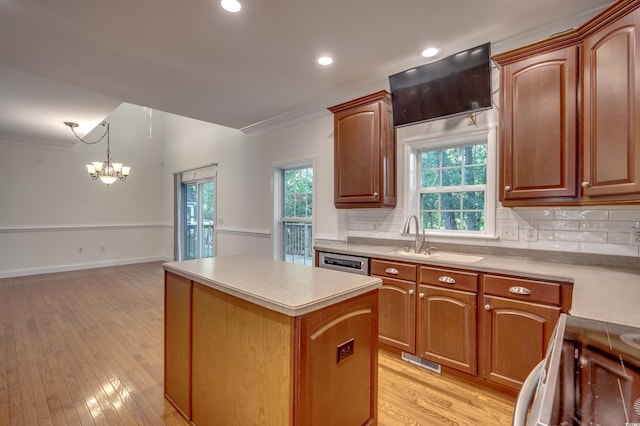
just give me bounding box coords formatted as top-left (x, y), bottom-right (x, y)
top-left (163, 255), bottom-right (381, 317)
top-left (315, 242), bottom-right (640, 328)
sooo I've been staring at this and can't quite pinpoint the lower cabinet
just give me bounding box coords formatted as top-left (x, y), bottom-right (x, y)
top-left (417, 267), bottom-right (479, 375)
top-left (374, 258), bottom-right (572, 393)
top-left (418, 285), bottom-right (477, 375)
top-left (480, 274), bottom-right (563, 390)
top-left (371, 259), bottom-right (417, 354)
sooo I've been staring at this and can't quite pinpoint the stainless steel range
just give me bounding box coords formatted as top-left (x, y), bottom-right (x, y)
top-left (515, 314), bottom-right (640, 425)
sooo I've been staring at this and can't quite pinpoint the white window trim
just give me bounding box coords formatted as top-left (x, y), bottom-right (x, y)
top-left (403, 126), bottom-right (497, 239)
top-left (271, 157), bottom-right (316, 261)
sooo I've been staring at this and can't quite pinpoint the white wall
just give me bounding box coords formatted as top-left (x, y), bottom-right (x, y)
top-left (159, 111), bottom-right (271, 258)
top-left (0, 103), bottom-right (166, 277)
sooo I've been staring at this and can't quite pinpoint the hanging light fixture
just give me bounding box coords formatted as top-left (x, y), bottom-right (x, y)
top-left (64, 121), bottom-right (131, 186)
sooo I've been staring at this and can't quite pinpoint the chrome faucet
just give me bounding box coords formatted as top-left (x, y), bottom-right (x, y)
top-left (403, 215), bottom-right (425, 253)
top-left (402, 215), bottom-right (436, 254)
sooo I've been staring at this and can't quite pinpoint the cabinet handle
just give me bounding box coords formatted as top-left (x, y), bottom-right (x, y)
top-left (419, 293), bottom-right (425, 298)
top-left (581, 181), bottom-right (591, 188)
top-left (509, 286), bottom-right (532, 295)
top-left (484, 304), bottom-right (491, 311)
top-left (408, 289), bottom-right (414, 295)
top-left (504, 185), bottom-right (512, 192)
top-left (385, 268), bottom-right (399, 275)
top-left (373, 192), bottom-right (378, 197)
top-left (438, 276), bottom-right (456, 284)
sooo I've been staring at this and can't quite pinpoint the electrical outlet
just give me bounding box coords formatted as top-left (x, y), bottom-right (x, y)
top-left (632, 227), bottom-right (640, 246)
top-left (526, 226), bottom-right (538, 242)
top-left (500, 225), bottom-right (519, 241)
top-left (78, 247), bottom-right (83, 253)
top-left (373, 223), bottom-right (379, 231)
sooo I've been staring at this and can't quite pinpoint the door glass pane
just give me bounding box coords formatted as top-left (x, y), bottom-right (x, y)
top-left (200, 181), bottom-right (214, 258)
top-left (185, 183), bottom-right (198, 260)
top-left (184, 179), bottom-right (215, 260)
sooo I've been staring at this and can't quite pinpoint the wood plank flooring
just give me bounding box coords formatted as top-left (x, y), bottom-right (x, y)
top-left (0, 262), bottom-right (515, 425)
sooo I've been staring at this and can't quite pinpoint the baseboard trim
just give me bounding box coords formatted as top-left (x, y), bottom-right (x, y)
top-left (0, 256), bottom-right (172, 279)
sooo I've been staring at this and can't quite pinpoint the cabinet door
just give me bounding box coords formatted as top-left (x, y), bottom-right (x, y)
top-left (417, 285), bottom-right (477, 375)
top-left (378, 277), bottom-right (416, 353)
top-left (481, 294), bottom-right (560, 390)
top-left (330, 91), bottom-right (396, 208)
top-left (499, 46), bottom-right (578, 203)
top-left (164, 272), bottom-right (192, 420)
top-left (582, 9), bottom-right (640, 197)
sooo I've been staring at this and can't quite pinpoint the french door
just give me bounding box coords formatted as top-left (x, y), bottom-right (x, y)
top-left (183, 179), bottom-right (215, 260)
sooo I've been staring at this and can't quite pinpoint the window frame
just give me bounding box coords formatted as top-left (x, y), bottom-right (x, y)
top-left (403, 127), bottom-right (497, 239)
top-left (272, 159), bottom-right (315, 265)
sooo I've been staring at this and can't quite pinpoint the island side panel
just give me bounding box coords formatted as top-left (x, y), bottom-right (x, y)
top-left (295, 290), bottom-right (379, 426)
top-left (164, 271), bottom-right (192, 420)
top-left (191, 282), bottom-right (294, 425)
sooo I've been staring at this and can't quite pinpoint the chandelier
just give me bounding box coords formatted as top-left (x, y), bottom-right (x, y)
top-left (64, 121), bottom-right (131, 186)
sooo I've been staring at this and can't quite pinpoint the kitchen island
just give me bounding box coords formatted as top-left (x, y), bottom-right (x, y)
top-left (163, 256), bottom-right (381, 425)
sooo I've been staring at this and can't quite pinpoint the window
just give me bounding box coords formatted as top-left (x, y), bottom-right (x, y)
top-left (419, 143), bottom-right (487, 231)
top-left (280, 166), bottom-right (313, 265)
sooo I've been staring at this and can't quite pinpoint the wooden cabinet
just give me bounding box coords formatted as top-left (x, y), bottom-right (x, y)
top-left (582, 8), bottom-right (640, 200)
top-left (328, 91), bottom-right (396, 209)
top-left (372, 258), bottom-right (573, 393)
top-left (480, 275), bottom-right (562, 390)
top-left (371, 259), bottom-right (416, 353)
top-left (164, 272), bottom-right (192, 419)
top-left (417, 267), bottom-right (479, 375)
top-left (494, 0), bottom-right (640, 206)
top-left (165, 271), bottom-right (379, 425)
top-left (498, 46), bottom-right (578, 204)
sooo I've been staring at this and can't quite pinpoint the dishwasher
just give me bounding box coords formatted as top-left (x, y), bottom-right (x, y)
top-left (317, 251), bottom-right (370, 276)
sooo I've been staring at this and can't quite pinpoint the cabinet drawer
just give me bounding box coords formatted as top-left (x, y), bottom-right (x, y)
top-left (371, 259), bottom-right (417, 281)
top-left (483, 275), bottom-right (561, 306)
top-left (420, 267), bottom-right (478, 292)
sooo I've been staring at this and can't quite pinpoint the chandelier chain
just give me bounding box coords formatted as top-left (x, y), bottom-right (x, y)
top-left (69, 122), bottom-right (110, 145)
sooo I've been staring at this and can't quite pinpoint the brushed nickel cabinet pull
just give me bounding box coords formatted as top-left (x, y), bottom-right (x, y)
top-left (509, 286), bottom-right (532, 295)
top-left (408, 289), bottom-right (414, 295)
top-left (385, 268), bottom-right (399, 275)
top-left (504, 185), bottom-right (512, 192)
top-left (484, 304), bottom-right (491, 311)
top-left (581, 181), bottom-right (591, 188)
top-left (373, 192), bottom-right (378, 197)
top-left (419, 293), bottom-right (425, 298)
top-left (438, 276), bottom-right (456, 284)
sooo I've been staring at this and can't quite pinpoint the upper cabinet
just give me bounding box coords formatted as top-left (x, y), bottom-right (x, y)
top-left (582, 9), bottom-right (640, 199)
top-left (494, 0), bottom-right (640, 206)
top-left (328, 91), bottom-right (396, 209)
top-left (498, 46), bottom-right (578, 204)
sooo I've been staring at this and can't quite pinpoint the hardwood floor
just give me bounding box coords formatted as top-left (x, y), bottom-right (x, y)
top-left (0, 262), bottom-right (515, 425)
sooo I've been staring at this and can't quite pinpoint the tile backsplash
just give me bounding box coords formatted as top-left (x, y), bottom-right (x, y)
top-left (346, 206), bottom-right (640, 258)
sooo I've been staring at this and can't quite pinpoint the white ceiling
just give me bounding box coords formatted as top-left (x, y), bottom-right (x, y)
top-left (0, 0), bottom-right (613, 146)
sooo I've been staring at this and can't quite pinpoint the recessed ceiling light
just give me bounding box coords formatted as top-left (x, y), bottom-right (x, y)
top-left (421, 47), bottom-right (440, 58)
top-left (317, 56), bottom-right (333, 66)
top-left (221, 0), bottom-right (241, 13)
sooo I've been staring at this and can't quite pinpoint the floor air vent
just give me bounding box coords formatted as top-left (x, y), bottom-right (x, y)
top-left (401, 352), bottom-right (442, 374)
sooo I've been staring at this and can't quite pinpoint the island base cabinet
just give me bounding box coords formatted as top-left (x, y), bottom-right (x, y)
top-left (191, 283), bottom-right (293, 425)
top-left (166, 273), bottom-right (379, 425)
top-left (164, 272), bottom-right (192, 419)
top-left (295, 291), bottom-right (379, 426)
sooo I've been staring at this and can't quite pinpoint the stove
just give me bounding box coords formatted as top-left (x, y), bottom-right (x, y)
top-left (524, 314), bottom-right (640, 425)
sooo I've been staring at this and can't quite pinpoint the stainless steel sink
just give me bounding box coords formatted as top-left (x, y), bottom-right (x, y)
top-left (389, 249), bottom-right (484, 263)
